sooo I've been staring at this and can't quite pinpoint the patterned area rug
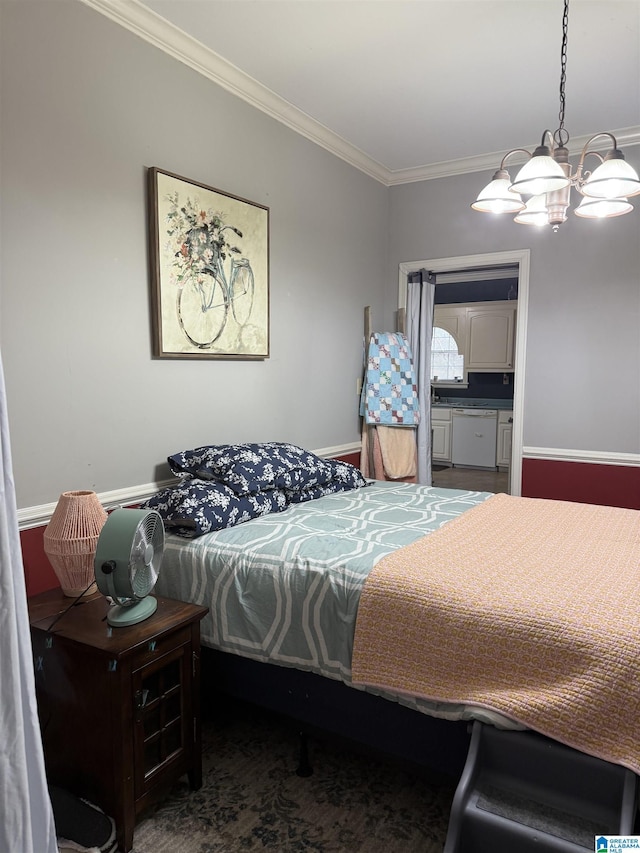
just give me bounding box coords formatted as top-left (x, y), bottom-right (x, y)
top-left (132, 700), bottom-right (454, 852)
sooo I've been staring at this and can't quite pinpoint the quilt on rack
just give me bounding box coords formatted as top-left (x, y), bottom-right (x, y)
top-left (351, 492), bottom-right (640, 774)
top-left (154, 480), bottom-right (512, 725)
top-left (360, 332), bottom-right (420, 425)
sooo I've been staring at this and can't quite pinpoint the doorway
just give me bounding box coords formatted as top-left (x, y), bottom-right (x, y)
top-left (399, 249), bottom-right (529, 497)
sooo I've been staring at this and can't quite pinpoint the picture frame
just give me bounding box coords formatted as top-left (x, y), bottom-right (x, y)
top-left (147, 167), bottom-right (270, 359)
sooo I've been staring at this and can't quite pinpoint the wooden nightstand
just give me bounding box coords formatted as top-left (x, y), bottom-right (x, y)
top-left (29, 589), bottom-right (208, 853)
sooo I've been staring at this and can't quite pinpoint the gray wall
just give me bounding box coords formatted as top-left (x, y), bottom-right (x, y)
top-left (389, 172), bottom-right (640, 454)
top-left (0, 1), bottom-right (388, 509)
top-left (2, 1), bottom-right (638, 514)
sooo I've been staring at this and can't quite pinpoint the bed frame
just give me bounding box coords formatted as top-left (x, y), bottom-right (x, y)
top-left (202, 648), bottom-right (639, 850)
top-left (202, 647), bottom-right (472, 780)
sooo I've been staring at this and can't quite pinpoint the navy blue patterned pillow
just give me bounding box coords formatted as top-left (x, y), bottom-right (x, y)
top-left (285, 469), bottom-right (368, 504)
top-left (322, 458), bottom-right (367, 490)
top-left (285, 481), bottom-right (349, 504)
top-left (167, 442), bottom-right (337, 495)
top-left (140, 479), bottom-right (288, 538)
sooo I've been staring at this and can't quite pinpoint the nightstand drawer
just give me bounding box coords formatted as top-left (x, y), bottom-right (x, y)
top-left (133, 625), bottom-right (191, 668)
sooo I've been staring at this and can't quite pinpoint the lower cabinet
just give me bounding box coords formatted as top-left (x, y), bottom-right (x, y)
top-left (497, 410), bottom-right (514, 468)
top-left (432, 407), bottom-right (452, 463)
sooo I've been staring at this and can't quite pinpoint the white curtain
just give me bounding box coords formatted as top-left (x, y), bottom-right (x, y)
top-left (0, 352), bottom-right (57, 853)
top-left (406, 271), bottom-right (435, 485)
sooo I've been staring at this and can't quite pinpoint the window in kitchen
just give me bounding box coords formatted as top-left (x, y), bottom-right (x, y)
top-left (431, 326), bottom-right (464, 382)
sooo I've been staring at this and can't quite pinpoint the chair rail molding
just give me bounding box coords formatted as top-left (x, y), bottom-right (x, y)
top-left (17, 443), bottom-right (363, 530)
top-left (523, 447), bottom-right (640, 467)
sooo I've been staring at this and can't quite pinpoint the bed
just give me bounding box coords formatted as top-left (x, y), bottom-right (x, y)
top-left (141, 441), bottom-right (640, 834)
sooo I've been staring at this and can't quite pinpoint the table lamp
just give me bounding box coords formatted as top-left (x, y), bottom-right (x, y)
top-left (43, 490), bottom-right (108, 597)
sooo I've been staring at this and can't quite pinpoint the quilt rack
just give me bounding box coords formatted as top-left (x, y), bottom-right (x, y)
top-left (361, 304), bottom-right (415, 482)
top-left (362, 304), bottom-right (406, 342)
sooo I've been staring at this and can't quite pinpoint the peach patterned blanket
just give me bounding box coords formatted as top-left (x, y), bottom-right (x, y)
top-left (351, 492), bottom-right (640, 773)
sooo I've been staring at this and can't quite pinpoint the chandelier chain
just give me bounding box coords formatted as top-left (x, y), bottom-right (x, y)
top-left (555, 0), bottom-right (570, 147)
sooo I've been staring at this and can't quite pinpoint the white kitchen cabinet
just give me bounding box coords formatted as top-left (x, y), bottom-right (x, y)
top-left (496, 410), bottom-right (514, 468)
top-left (433, 305), bottom-right (466, 351)
top-left (431, 406), bottom-right (452, 463)
top-left (465, 303), bottom-right (516, 371)
top-left (432, 301), bottom-right (516, 386)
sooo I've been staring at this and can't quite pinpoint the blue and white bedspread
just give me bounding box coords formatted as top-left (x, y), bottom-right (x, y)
top-left (154, 480), bottom-right (511, 724)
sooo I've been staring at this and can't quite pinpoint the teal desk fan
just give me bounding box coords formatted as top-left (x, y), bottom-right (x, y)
top-left (94, 508), bottom-right (165, 627)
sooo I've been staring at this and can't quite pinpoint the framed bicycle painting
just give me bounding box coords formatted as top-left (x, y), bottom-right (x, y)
top-left (147, 167), bottom-right (270, 359)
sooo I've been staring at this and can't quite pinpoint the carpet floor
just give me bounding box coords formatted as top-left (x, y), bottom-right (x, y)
top-left (131, 700), bottom-right (455, 853)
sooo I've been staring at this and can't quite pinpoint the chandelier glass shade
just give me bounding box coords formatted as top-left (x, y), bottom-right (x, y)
top-left (514, 194), bottom-right (550, 227)
top-left (470, 169), bottom-right (525, 214)
top-left (509, 147), bottom-right (569, 197)
top-left (574, 196), bottom-right (634, 219)
top-left (580, 154), bottom-right (640, 199)
top-left (471, 0), bottom-right (640, 230)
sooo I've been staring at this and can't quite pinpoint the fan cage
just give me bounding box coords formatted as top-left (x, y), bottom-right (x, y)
top-left (128, 512), bottom-right (163, 599)
top-left (94, 508), bottom-right (164, 607)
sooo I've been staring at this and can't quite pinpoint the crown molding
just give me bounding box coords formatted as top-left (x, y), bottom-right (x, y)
top-left (386, 126), bottom-right (640, 186)
top-left (78, 0), bottom-right (640, 188)
top-left (77, 0), bottom-right (390, 183)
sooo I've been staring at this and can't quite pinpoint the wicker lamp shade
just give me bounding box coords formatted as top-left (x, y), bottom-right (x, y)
top-left (44, 490), bottom-right (108, 597)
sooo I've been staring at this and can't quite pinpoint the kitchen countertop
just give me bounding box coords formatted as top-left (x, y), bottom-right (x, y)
top-left (432, 398), bottom-right (513, 410)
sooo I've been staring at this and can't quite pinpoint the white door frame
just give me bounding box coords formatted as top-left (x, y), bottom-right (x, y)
top-left (398, 249), bottom-right (530, 497)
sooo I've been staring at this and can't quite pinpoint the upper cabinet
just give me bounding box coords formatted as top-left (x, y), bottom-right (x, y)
top-left (433, 305), bottom-right (467, 345)
top-left (432, 301), bottom-right (517, 386)
top-left (466, 303), bottom-right (516, 371)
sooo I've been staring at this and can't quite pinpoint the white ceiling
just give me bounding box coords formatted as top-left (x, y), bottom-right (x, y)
top-left (86, 0), bottom-right (640, 184)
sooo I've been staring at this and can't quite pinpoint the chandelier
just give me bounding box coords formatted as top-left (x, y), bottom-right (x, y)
top-left (471, 0), bottom-right (640, 231)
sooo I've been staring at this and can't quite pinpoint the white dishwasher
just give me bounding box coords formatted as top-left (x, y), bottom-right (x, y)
top-left (451, 408), bottom-right (498, 469)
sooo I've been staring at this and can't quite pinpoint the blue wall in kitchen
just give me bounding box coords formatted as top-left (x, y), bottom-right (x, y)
top-left (444, 372), bottom-right (514, 402)
top-left (434, 278), bottom-right (518, 304)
